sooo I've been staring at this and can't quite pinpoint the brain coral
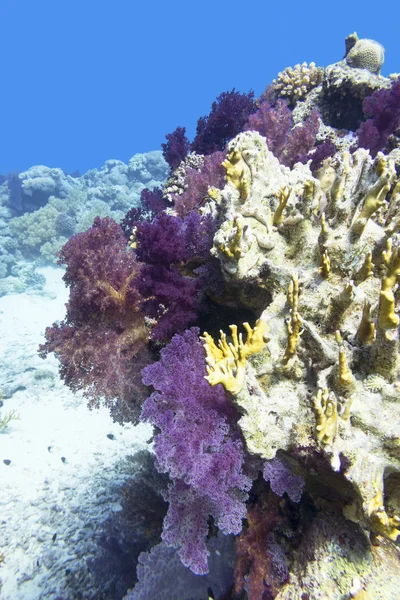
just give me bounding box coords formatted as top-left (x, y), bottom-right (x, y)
top-left (202, 129), bottom-right (400, 548)
top-left (345, 36), bottom-right (385, 75)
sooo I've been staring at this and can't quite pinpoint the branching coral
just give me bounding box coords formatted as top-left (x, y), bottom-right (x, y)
top-left (202, 319), bottom-right (268, 395)
top-left (268, 62), bottom-right (324, 106)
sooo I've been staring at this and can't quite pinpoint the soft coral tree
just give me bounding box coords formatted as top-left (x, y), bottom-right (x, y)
top-left (234, 485), bottom-right (289, 600)
top-left (141, 327), bottom-right (251, 574)
top-left (39, 216), bottom-right (150, 423)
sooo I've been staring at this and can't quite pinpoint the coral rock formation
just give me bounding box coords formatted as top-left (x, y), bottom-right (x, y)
top-left (202, 129), bottom-right (400, 550)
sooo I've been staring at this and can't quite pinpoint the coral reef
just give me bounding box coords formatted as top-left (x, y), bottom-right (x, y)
top-left (1, 151), bottom-right (168, 271)
top-left (39, 32), bottom-right (400, 600)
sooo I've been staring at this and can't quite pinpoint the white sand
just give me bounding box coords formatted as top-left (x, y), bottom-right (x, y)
top-left (0, 267), bottom-right (153, 599)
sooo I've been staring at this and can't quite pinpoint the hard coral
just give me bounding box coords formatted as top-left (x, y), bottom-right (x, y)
top-left (268, 62), bottom-right (324, 106)
top-left (344, 33), bottom-right (385, 75)
top-left (207, 129), bottom-right (400, 547)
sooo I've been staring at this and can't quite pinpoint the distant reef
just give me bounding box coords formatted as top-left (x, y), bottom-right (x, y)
top-left (0, 151), bottom-right (168, 296)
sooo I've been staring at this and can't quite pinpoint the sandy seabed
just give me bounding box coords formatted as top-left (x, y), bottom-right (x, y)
top-left (0, 266), bottom-right (153, 600)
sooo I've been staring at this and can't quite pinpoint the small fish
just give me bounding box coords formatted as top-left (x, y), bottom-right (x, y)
top-left (3, 459), bottom-right (11, 466)
top-left (52, 533), bottom-right (57, 543)
top-left (207, 588), bottom-right (215, 600)
top-left (47, 446), bottom-right (52, 452)
top-left (61, 456), bottom-right (67, 464)
top-left (106, 433), bottom-right (115, 440)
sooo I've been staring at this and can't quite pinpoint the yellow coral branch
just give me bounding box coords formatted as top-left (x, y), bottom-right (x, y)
top-left (202, 319), bottom-right (268, 394)
top-left (319, 250), bottom-right (331, 278)
top-left (273, 186), bottom-right (291, 226)
top-left (222, 148), bottom-right (250, 200)
top-left (335, 330), bottom-right (355, 389)
top-left (355, 251), bottom-right (374, 283)
top-left (352, 157), bottom-right (395, 236)
top-left (369, 487), bottom-right (400, 541)
top-left (283, 273), bottom-right (302, 363)
top-left (312, 387), bottom-right (338, 445)
top-left (378, 238), bottom-right (400, 333)
top-left (219, 216), bottom-right (244, 261)
top-left (356, 301), bottom-right (376, 345)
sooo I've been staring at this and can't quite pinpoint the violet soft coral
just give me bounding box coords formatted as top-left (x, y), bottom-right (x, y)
top-left (161, 126), bottom-right (191, 170)
top-left (244, 99), bottom-right (320, 168)
top-left (120, 187), bottom-right (168, 241)
top-left (141, 328), bottom-right (251, 574)
top-left (38, 217), bottom-right (149, 423)
top-left (135, 211), bottom-right (186, 266)
top-left (356, 79), bottom-right (400, 157)
top-left (172, 151), bottom-right (226, 217)
top-left (191, 89), bottom-right (257, 155)
top-left (263, 454), bottom-right (304, 503)
top-left (134, 212), bottom-right (220, 341)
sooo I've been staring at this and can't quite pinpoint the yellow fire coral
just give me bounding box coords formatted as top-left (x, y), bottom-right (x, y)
top-left (202, 319), bottom-right (268, 395)
top-left (378, 237), bottom-right (400, 333)
top-left (312, 387), bottom-right (338, 445)
top-left (222, 148), bottom-right (251, 201)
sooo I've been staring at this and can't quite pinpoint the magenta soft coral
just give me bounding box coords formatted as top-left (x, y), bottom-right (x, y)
top-left (39, 217), bottom-right (149, 422)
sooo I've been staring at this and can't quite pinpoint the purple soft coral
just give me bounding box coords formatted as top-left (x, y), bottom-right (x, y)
top-left (134, 212), bottom-right (220, 341)
top-left (141, 328), bottom-right (251, 574)
top-left (172, 151), bottom-right (226, 217)
top-left (191, 89), bottom-right (257, 155)
top-left (245, 100), bottom-right (320, 168)
top-left (356, 79), bottom-right (400, 157)
top-left (263, 454), bottom-right (304, 503)
top-left (162, 126), bottom-right (191, 170)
